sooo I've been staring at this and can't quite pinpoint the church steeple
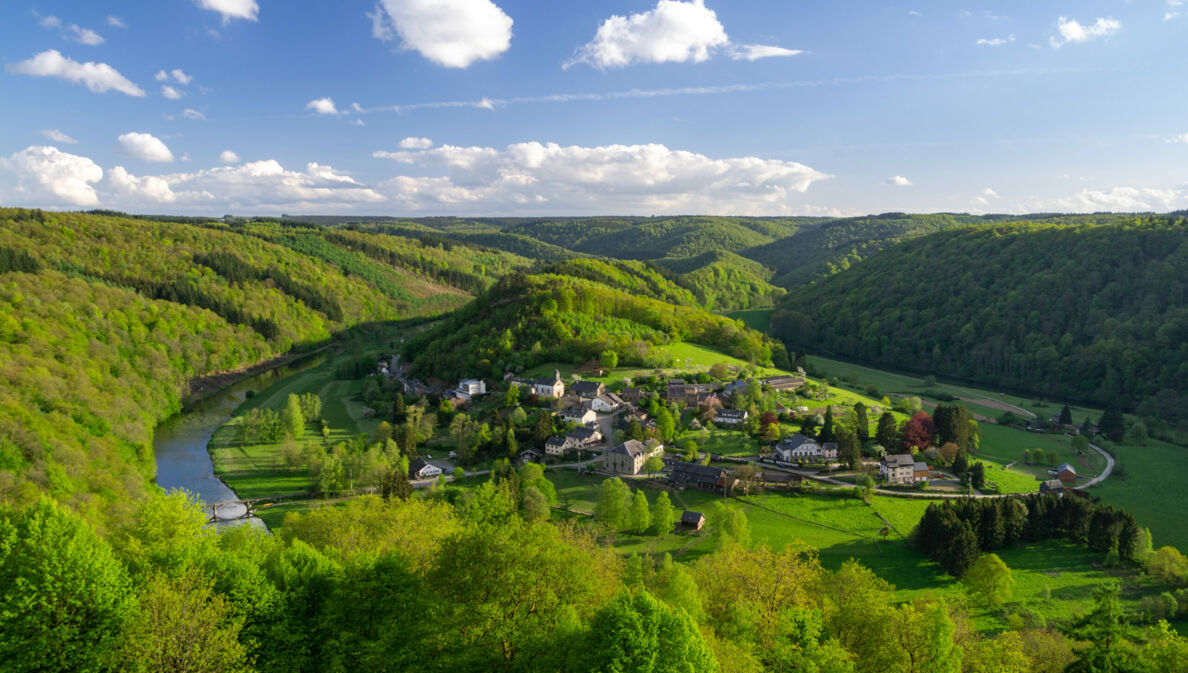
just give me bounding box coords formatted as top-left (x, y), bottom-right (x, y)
top-left (554, 368), bottom-right (561, 383)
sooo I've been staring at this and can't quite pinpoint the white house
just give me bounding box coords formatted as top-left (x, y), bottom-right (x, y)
top-left (409, 459), bottom-right (443, 480)
top-left (545, 427), bottom-right (604, 456)
top-left (591, 392), bottom-right (625, 413)
top-left (455, 378), bottom-right (487, 401)
top-left (561, 405), bottom-right (597, 425)
top-left (880, 454), bottom-right (915, 485)
top-left (532, 369), bottom-right (565, 398)
top-left (714, 409), bottom-right (748, 426)
top-left (774, 434), bottom-right (837, 461)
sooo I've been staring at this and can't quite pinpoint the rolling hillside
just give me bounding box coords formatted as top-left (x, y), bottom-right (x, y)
top-left (777, 215), bottom-right (1188, 429)
top-left (0, 209), bottom-right (511, 523)
top-left (403, 271), bottom-right (788, 381)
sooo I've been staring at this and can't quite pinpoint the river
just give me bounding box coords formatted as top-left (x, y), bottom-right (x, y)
top-left (152, 354), bottom-right (324, 527)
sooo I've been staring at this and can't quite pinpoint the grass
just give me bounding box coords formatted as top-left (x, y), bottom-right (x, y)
top-left (209, 346), bottom-right (387, 499)
top-left (1092, 436), bottom-right (1188, 552)
top-left (677, 428), bottom-right (762, 457)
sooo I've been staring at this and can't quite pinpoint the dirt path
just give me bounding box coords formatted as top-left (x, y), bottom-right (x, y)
top-left (954, 393), bottom-right (1036, 419)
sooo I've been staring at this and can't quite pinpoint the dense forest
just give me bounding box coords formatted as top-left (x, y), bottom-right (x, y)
top-left (4, 489), bottom-right (1185, 673)
top-left (654, 250), bottom-right (786, 310)
top-left (403, 271), bottom-right (787, 381)
top-left (0, 209), bottom-right (517, 525)
top-left (778, 216), bottom-right (1188, 431)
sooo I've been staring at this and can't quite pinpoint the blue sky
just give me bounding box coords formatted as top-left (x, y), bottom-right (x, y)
top-left (1, 0), bottom-right (1185, 216)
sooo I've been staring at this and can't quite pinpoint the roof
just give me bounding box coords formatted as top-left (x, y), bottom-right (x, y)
top-left (562, 405), bottom-right (592, 417)
top-left (914, 461), bottom-right (930, 471)
top-left (681, 510), bottom-right (705, 524)
top-left (776, 434), bottom-right (817, 451)
top-left (884, 454), bottom-right (916, 468)
top-left (716, 409), bottom-right (747, 419)
top-left (1042, 479), bottom-right (1065, 490)
top-left (597, 392), bottom-right (625, 405)
top-left (570, 426), bottom-right (600, 440)
top-left (670, 462), bottom-right (727, 486)
top-left (572, 380), bottom-right (603, 394)
top-left (545, 436), bottom-right (567, 447)
top-left (610, 439), bottom-right (650, 458)
top-left (1058, 462), bottom-right (1076, 474)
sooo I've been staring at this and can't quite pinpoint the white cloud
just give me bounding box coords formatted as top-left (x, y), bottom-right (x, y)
top-left (1167, 0), bottom-right (1185, 21)
top-left (566, 0), bottom-right (729, 69)
top-left (155, 70), bottom-right (170, 82)
top-left (908, 10), bottom-right (922, 17)
top-left (1050, 17), bottom-right (1121, 48)
top-left (109, 166), bottom-right (177, 203)
top-left (306, 97), bottom-right (340, 115)
top-left (972, 187), bottom-right (1001, 207)
top-left (107, 16), bottom-right (127, 29)
top-left (1040, 186), bottom-right (1183, 212)
top-left (370, 0), bottom-right (513, 68)
top-left (728, 44), bottom-right (804, 61)
top-left (162, 85), bottom-right (184, 100)
top-left (1167, 133), bottom-right (1188, 144)
top-left (7, 50), bottom-right (146, 97)
top-left (477, 97), bottom-right (495, 111)
top-left (219, 150), bottom-right (241, 163)
top-left (171, 69), bottom-right (193, 85)
top-left (40, 129), bottom-right (79, 144)
top-left (976, 35), bottom-right (1014, 46)
top-left (33, 11), bottom-right (105, 45)
top-left (399, 137), bottom-right (434, 149)
top-left (182, 109), bottom-right (206, 120)
top-left (0, 145), bottom-right (103, 206)
top-left (117, 132), bottom-right (175, 163)
top-left (195, 0), bottom-right (259, 24)
top-left (111, 160), bottom-right (386, 209)
top-left (351, 119), bottom-right (365, 127)
top-left (373, 140), bottom-right (831, 214)
top-left (66, 25), bottom-right (105, 46)
top-left (885, 175), bottom-right (912, 186)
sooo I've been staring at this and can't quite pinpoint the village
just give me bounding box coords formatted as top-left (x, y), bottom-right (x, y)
top-left (387, 353), bottom-right (1101, 526)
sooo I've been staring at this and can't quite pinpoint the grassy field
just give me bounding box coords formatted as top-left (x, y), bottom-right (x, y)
top-left (1093, 436), bottom-right (1188, 552)
top-left (209, 347), bottom-right (388, 499)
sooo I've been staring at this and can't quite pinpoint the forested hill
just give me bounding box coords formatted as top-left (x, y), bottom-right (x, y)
top-left (0, 209), bottom-right (524, 524)
top-left (403, 271), bottom-right (787, 381)
top-left (777, 216), bottom-right (1188, 430)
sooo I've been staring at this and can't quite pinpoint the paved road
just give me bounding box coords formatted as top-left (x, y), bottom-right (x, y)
top-left (1077, 441), bottom-right (1115, 489)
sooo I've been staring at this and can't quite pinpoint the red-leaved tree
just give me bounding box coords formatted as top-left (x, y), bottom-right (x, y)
top-left (902, 411), bottom-right (936, 450)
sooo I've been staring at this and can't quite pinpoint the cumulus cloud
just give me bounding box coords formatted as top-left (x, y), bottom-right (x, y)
top-left (728, 44), bottom-right (804, 61)
top-left (219, 150), bottom-right (241, 163)
top-left (369, 0), bottom-right (514, 68)
top-left (0, 145), bottom-right (103, 206)
top-left (110, 160), bottom-right (386, 209)
top-left (373, 140), bottom-right (831, 214)
top-left (117, 132), bottom-right (175, 163)
top-left (885, 175), bottom-right (912, 186)
top-left (162, 85), bottom-right (184, 100)
top-left (306, 97), bottom-right (340, 115)
top-left (567, 1), bottom-right (801, 69)
top-left (566, 0), bottom-right (728, 69)
top-left (109, 166), bottom-right (177, 203)
top-left (1050, 17), bottom-right (1120, 48)
top-left (182, 109), bottom-right (206, 120)
top-left (171, 69), bottom-right (194, 85)
top-left (976, 35), bottom-right (1015, 46)
top-left (399, 136), bottom-right (434, 149)
top-left (7, 50), bottom-right (145, 97)
top-left (195, 0), bottom-right (259, 24)
top-left (107, 16), bottom-right (127, 29)
top-left (40, 129), bottom-right (79, 144)
top-left (1039, 186), bottom-right (1183, 212)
